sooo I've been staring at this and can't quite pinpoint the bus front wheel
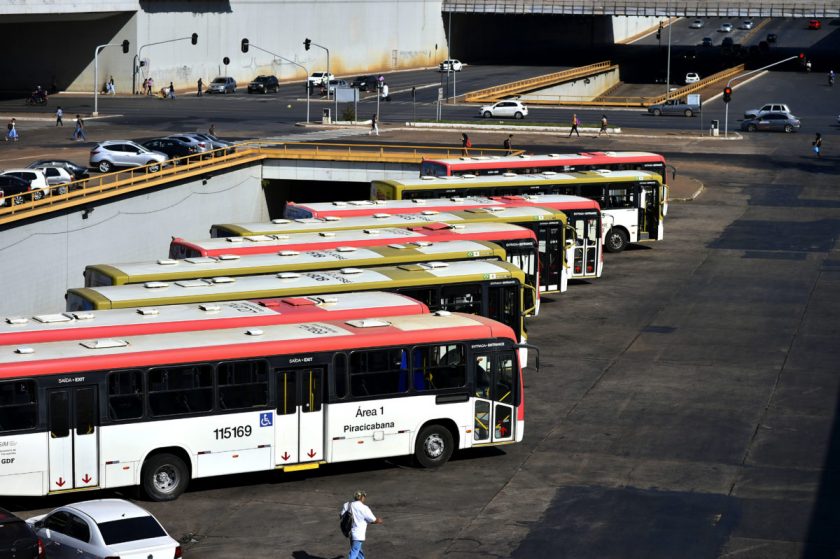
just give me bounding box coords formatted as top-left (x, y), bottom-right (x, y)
top-left (142, 453), bottom-right (189, 501)
top-left (605, 228), bottom-right (629, 253)
top-left (414, 424), bottom-right (453, 468)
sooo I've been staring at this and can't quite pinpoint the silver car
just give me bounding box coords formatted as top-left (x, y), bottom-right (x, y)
top-left (89, 140), bottom-right (167, 173)
top-left (740, 113), bottom-right (800, 133)
top-left (207, 76), bottom-right (236, 94)
top-left (478, 100), bottom-right (528, 119)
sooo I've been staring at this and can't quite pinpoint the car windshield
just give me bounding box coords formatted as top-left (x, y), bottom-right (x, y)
top-left (212, 78), bottom-right (226, 84)
top-left (256, 77), bottom-right (270, 82)
top-left (97, 516), bottom-right (166, 545)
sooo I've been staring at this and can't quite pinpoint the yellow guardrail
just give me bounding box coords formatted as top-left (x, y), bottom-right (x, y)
top-left (464, 61), bottom-right (613, 103)
top-left (0, 142), bottom-right (515, 225)
top-left (644, 65), bottom-right (745, 106)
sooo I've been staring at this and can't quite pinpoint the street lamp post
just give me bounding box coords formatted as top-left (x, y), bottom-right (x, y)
top-left (665, 19), bottom-right (672, 98)
top-left (242, 39), bottom-right (310, 123)
top-left (132, 33), bottom-right (198, 95)
top-left (304, 39), bottom-right (330, 100)
top-left (94, 40), bottom-right (129, 117)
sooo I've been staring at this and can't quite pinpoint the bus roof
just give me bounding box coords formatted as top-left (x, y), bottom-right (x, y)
top-left (0, 312), bottom-right (516, 377)
top-left (67, 259), bottom-right (525, 310)
top-left (285, 194), bottom-right (598, 219)
top-left (376, 170), bottom-right (662, 190)
top-left (421, 151), bottom-right (666, 168)
top-left (86, 240), bottom-right (506, 286)
top-left (211, 206), bottom-right (567, 237)
top-left (171, 222), bottom-right (537, 258)
top-left (0, 292), bottom-right (429, 346)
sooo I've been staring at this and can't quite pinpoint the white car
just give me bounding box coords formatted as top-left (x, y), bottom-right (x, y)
top-left (685, 72), bottom-right (701, 84)
top-left (479, 100), bottom-right (528, 119)
top-left (719, 23), bottom-right (733, 32)
top-left (36, 166), bottom-right (74, 194)
top-left (27, 499), bottom-right (181, 559)
top-left (740, 20), bottom-right (754, 30)
top-left (689, 20), bottom-right (704, 29)
top-left (308, 72), bottom-right (334, 85)
top-left (0, 168), bottom-right (50, 200)
top-left (439, 59), bottom-right (463, 72)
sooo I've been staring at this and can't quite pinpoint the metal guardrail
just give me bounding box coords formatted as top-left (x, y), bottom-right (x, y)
top-left (0, 142), bottom-right (513, 225)
top-left (644, 64), bottom-right (746, 105)
top-left (464, 61), bottom-right (613, 103)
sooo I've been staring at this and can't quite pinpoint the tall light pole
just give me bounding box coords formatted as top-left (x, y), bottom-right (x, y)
top-left (133, 33), bottom-right (198, 95)
top-left (665, 19), bottom-right (672, 98)
top-left (304, 38), bottom-right (330, 100)
top-left (94, 40), bottom-right (129, 116)
top-left (242, 39), bottom-right (310, 123)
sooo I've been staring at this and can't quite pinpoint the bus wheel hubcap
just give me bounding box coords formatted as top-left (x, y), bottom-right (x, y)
top-left (424, 434), bottom-right (444, 458)
top-left (155, 467), bottom-right (177, 491)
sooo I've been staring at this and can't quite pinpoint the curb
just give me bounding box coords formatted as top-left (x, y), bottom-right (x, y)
top-left (670, 178), bottom-right (705, 202)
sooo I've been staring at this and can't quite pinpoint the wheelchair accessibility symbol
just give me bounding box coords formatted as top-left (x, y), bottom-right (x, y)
top-left (259, 412), bottom-right (273, 427)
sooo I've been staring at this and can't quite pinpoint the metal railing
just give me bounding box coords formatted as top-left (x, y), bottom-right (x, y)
top-left (464, 61), bottom-right (613, 103)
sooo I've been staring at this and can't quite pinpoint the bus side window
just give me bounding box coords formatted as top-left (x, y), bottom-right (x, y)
top-left (412, 344), bottom-right (466, 391)
top-left (333, 353), bottom-right (348, 400)
top-left (349, 348), bottom-right (408, 398)
top-left (474, 355), bottom-right (491, 399)
top-left (108, 370), bottom-right (144, 420)
top-left (396, 287), bottom-right (435, 309)
top-left (0, 380), bottom-right (38, 432)
top-left (441, 284), bottom-right (482, 315)
top-left (217, 360), bottom-right (269, 410)
top-left (148, 364), bottom-right (213, 416)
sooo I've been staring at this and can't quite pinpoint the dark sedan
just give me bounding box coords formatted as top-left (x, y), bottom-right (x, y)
top-left (27, 159), bottom-right (89, 180)
top-left (351, 75), bottom-right (378, 92)
top-left (142, 138), bottom-right (200, 164)
top-left (248, 75), bottom-right (279, 94)
top-left (0, 174), bottom-right (37, 206)
top-left (0, 507), bottom-right (43, 558)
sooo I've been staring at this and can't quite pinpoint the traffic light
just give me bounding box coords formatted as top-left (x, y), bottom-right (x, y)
top-left (121, 40), bottom-right (130, 54)
top-left (241, 38), bottom-right (249, 53)
top-left (304, 38), bottom-right (311, 51)
top-left (191, 33), bottom-right (198, 46)
top-left (723, 86), bottom-right (732, 103)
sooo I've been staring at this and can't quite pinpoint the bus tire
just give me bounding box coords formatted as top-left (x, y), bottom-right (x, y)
top-left (414, 424), bottom-right (453, 468)
top-left (142, 453), bottom-right (189, 501)
top-left (605, 227), bottom-right (629, 253)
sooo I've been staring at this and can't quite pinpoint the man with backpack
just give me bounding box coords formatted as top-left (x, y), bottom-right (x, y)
top-left (339, 490), bottom-right (383, 559)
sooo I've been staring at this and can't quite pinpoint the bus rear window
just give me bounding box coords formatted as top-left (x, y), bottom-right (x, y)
top-left (0, 380), bottom-right (37, 432)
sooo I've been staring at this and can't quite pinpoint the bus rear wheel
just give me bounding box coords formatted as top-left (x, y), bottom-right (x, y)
top-left (414, 424), bottom-right (453, 468)
top-left (142, 453), bottom-right (189, 501)
top-left (605, 227), bottom-right (629, 253)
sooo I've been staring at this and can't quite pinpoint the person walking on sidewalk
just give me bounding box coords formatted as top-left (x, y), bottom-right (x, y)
top-left (168, 82), bottom-right (176, 99)
top-left (340, 490), bottom-right (383, 559)
top-left (461, 133), bottom-right (472, 156)
top-left (146, 77), bottom-right (154, 96)
top-left (72, 115), bottom-right (86, 142)
top-left (369, 113), bottom-right (379, 136)
top-left (6, 118), bottom-right (18, 142)
top-left (209, 124), bottom-right (216, 136)
top-left (598, 114), bottom-right (608, 137)
top-left (503, 134), bottom-right (513, 155)
top-left (813, 133), bottom-right (823, 158)
top-left (568, 113), bottom-right (580, 137)
top-left (55, 106), bottom-right (64, 127)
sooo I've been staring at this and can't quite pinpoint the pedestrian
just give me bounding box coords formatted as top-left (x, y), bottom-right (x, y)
top-left (369, 113), bottom-right (379, 136)
top-left (146, 77), bottom-right (154, 96)
top-left (6, 118), bottom-right (18, 142)
top-left (197, 77), bottom-right (203, 97)
top-left (339, 490), bottom-right (383, 559)
top-left (568, 113), bottom-right (580, 137)
top-left (503, 134), bottom-right (513, 155)
top-left (72, 115), bottom-right (86, 142)
top-left (168, 82), bottom-right (176, 99)
top-left (813, 133), bottom-right (822, 158)
top-left (108, 76), bottom-right (115, 95)
top-left (55, 106), bottom-right (64, 127)
top-left (381, 83), bottom-right (390, 102)
top-left (806, 60), bottom-right (812, 72)
top-left (461, 133), bottom-right (472, 156)
top-left (598, 114), bottom-right (608, 136)
top-left (209, 124), bottom-right (216, 136)
top-left (142, 78), bottom-right (148, 95)
top-left (829, 70), bottom-right (835, 87)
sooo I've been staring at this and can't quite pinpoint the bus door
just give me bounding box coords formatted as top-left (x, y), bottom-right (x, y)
top-left (275, 368), bottom-right (324, 465)
top-left (640, 180), bottom-right (662, 240)
top-left (571, 210), bottom-right (602, 278)
top-left (472, 350), bottom-right (517, 445)
top-left (535, 221), bottom-right (563, 292)
top-left (498, 241), bottom-right (538, 315)
top-left (47, 385), bottom-right (99, 491)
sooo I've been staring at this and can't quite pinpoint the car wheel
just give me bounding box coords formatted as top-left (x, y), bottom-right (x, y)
top-left (12, 194), bottom-right (25, 205)
top-left (653, 109), bottom-right (662, 116)
top-left (605, 227), bottom-right (630, 253)
top-left (147, 161), bottom-right (161, 173)
top-left (98, 160), bottom-right (113, 173)
top-left (746, 124), bottom-right (757, 132)
top-left (414, 424), bottom-right (454, 468)
top-left (483, 111), bottom-right (492, 118)
top-left (684, 109), bottom-right (693, 117)
top-left (514, 111), bottom-right (524, 119)
top-left (57, 185), bottom-right (68, 195)
top-left (784, 124), bottom-right (793, 133)
top-left (142, 453), bottom-right (189, 501)
top-left (32, 190), bottom-right (44, 201)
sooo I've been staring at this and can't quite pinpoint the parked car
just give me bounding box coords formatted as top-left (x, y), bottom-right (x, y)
top-left (351, 74), bottom-right (378, 91)
top-left (207, 76), bottom-right (236, 94)
top-left (27, 159), bottom-right (89, 180)
top-left (479, 100), bottom-right (528, 119)
top-left (701, 37), bottom-right (713, 47)
top-left (721, 37), bottom-right (734, 49)
top-left (308, 72), bottom-right (334, 85)
top-left (808, 19), bottom-right (821, 30)
top-left (166, 134), bottom-right (209, 155)
top-left (248, 75), bottom-right (279, 94)
top-left (27, 499), bottom-right (180, 559)
top-left (689, 20), bottom-right (704, 29)
top-left (744, 103), bottom-right (792, 119)
top-left (439, 59), bottom-right (463, 72)
top-left (741, 112), bottom-right (800, 133)
top-left (718, 22), bottom-right (733, 32)
top-left (89, 140), bottom-right (167, 173)
top-left (685, 72), bottom-right (701, 84)
top-left (0, 174), bottom-right (35, 206)
top-left (35, 166), bottom-right (74, 194)
top-left (191, 132), bottom-right (236, 155)
top-left (647, 98), bottom-right (700, 117)
top-left (740, 20), bottom-right (754, 30)
top-left (327, 79), bottom-right (349, 93)
top-left (143, 138), bottom-right (199, 163)
top-left (0, 169), bottom-right (50, 200)
top-left (765, 32), bottom-right (777, 43)
top-left (0, 507), bottom-right (43, 558)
